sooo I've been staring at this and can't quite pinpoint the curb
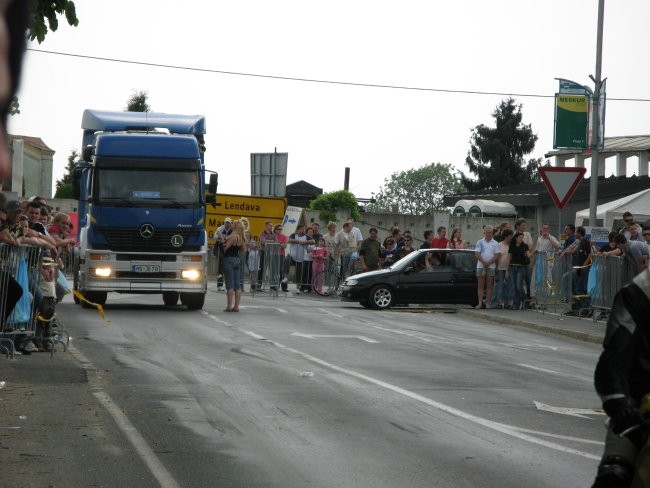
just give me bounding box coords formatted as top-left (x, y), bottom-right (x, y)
top-left (458, 309), bottom-right (604, 345)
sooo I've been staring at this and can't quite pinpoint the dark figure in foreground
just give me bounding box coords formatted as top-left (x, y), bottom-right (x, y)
top-left (591, 268), bottom-right (650, 487)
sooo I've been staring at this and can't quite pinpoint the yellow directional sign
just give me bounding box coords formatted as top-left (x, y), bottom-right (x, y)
top-left (205, 193), bottom-right (287, 239)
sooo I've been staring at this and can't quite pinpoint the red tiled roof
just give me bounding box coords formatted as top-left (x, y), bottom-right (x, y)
top-left (8, 134), bottom-right (55, 153)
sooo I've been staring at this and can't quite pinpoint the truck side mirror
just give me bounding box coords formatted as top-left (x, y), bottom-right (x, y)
top-left (72, 167), bottom-right (83, 199)
top-left (82, 144), bottom-right (94, 161)
top-left (208, 173), bottom-right (218, 194)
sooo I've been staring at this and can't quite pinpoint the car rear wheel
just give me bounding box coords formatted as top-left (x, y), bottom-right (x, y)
top-left (369, 285), bottom-right (394, 310)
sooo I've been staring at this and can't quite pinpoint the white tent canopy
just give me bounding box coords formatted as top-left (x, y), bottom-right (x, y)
top-left (575, 188), bottom-right (650, 229)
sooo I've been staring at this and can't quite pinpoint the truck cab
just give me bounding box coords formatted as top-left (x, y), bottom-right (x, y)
top-left (73, 109), bottom-right (217, 310)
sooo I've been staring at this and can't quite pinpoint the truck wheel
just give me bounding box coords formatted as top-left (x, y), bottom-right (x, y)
top-left (162, 292), bottom-right (179, 306)
top-left (180, 292), bottom-right (205, 310)
top-left (369, 285), bottom-right (394, 310)
top-left (82, 291), bottom-right (107, 308)
top-left (73, 273), bottom-right (80, 304)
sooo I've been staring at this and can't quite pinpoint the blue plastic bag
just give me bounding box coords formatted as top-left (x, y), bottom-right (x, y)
top-left (587, 263), bottom-right (600, 299)
top-left (56, 270), bottom-right (72, 294)
top-left (7, 257), bottom-right (32, 324)
top-left (535, 253), bottom-right (544, 285)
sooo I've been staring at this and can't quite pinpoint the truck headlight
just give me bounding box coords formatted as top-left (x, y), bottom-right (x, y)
top-left (181, 269), bottom-right (201, 280)
top-left (92, 267), bottom-right (112, 277)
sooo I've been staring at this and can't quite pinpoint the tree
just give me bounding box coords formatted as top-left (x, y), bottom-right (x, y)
top-left (126, 90), bottom-right (151, 112)
top-left (462, 98), bottom-right (542, 191)
top-left (29, 0), bottom-right (79, 44)
top-left (309, 190), bottom-right (360, 223)
top-left (366, 163), bottom-right (465, 215)
top-left (54, 149), bottom-right (81, 198)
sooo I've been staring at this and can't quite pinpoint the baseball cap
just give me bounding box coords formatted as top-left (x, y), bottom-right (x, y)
top-left (6, 200), bottom-right (21, 212)
top-left (224, 217), bottom-right (232, 223)
top-left (41, 257), bottom-right (59, 267)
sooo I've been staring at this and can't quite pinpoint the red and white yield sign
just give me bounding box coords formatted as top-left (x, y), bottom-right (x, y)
top-left (539, 167), bottom-right (587, 210)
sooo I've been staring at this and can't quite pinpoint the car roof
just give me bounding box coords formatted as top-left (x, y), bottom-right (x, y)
top-left (415, 248), bottom-right (474, 253)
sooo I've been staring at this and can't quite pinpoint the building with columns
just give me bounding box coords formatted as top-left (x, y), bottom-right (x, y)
top-left (545, 135), bottom-right (650, 178)
top-left (443, 135), bottom-right (650, 236)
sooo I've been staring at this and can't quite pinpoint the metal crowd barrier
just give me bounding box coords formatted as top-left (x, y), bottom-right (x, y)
top-left (0, 244), bottom-right (43, 357)
top-left (258, 242), bottom-right (283, 295)
top-left (565, 263), bottom-right (592, 317)
top-left (589, 255), bottom-right (623, 315)
top-left (534, 249), bottom-right (642, 321)
top-left (533, 251), bottom-right (572, 313)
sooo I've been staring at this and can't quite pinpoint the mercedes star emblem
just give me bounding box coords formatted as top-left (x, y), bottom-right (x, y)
top-left (139, 223), bottom-right (155, 239)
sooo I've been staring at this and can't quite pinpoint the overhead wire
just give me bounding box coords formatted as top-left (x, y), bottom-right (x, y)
top-left (27, 48), bottom-right (650, 102)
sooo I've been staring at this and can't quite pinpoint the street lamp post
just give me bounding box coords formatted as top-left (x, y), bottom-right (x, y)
top-left (589, 0), bottom-right (605, 226)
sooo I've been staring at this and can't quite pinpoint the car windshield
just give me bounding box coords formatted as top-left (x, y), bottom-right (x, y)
top-left (388, 251), bottom-right (424, 271)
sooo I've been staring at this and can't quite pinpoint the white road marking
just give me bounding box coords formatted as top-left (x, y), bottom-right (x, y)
top-left (315, 308), bottom-right (344, 318)
top-left (534, 401), bottom-right (605, 419)
top-left (68, 345), bottom-right (183, 488)
top-left (235, 328), bottom-right (600, 460)
top-left (503, 343), bottom-right (559, 351)
top-left (290, 332), bottom-right (379, 343)
top-left (517, 363), bottom-right (563, 375)
top-left (517, 363), bottom-right (593, 383)
top-left (371, 325), bottom-right (459, 344)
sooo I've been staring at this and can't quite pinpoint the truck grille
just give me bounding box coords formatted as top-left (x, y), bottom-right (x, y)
top-left (94, 227), bottom-right (201, 252)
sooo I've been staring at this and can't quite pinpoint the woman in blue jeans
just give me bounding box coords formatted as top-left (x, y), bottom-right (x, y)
top-left (506, 232), bottom-right (532, 310)
top-left (222, 221), bottom-right (246, 312)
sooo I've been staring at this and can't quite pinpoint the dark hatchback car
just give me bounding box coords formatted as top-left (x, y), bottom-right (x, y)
top-left (340, 248), bottom-right (478, 309)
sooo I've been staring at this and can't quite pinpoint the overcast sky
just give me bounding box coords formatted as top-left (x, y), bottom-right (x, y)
top-left (9, 0), bottom-right (650, 200)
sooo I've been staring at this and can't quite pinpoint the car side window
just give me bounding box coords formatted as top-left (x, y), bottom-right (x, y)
top-left (451, 252), bottom-right (476, 272)
top-left (422, 251), bottom-right (452, 272)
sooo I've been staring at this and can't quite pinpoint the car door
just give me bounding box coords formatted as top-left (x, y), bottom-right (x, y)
top-left (398, 250), bottom-right (453, 303)
top-left (450, 251), bottom-right (478, 304)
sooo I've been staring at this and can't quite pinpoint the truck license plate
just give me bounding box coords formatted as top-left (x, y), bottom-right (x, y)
top-left (132, 265), bottom-right (160, 273)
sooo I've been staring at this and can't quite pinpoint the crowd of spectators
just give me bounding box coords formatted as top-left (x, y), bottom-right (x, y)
top-left (472, 212), bottom-right (650, 314)
top-left (0, 193), bottom-right (75, 352)
top-left (213, 220), bottom-right (475, 298)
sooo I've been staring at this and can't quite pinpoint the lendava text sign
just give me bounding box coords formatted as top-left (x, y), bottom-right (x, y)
top-left (205, 193), bottom-right (287, 239)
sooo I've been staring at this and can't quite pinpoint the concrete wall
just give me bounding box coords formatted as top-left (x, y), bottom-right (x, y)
top-left (301, 209), bottom-right (541, 248)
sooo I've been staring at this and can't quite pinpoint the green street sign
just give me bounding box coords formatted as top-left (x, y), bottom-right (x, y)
top-left (553, 94), bottom-right (589, 149)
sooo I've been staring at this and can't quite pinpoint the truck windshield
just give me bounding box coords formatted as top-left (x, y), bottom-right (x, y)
top-left (95, 169), bottom-right (200, 204)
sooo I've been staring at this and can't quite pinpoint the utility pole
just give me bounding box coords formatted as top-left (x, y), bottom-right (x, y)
top-left (589, 0), bottom-right (605, 226)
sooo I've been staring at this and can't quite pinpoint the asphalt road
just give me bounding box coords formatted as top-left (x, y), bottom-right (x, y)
top-left (54, 289), bottom-right (605, 488)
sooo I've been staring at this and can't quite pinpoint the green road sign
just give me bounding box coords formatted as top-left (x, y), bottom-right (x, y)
top-left (554, 94), bottom-right (589, 149)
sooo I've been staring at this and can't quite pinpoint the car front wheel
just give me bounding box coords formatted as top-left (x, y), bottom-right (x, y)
top-left (369, 285), bottom-right (394, 310)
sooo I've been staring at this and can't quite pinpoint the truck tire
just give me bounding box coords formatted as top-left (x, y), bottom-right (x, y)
top-left (162, 292), bottom-right (179, 306)
top-left (81, 291), bottom-right (107, 308)
top-left (180, 292), bottom-right (205, 310)
top-left (73, 273), bottom-right (80, 304)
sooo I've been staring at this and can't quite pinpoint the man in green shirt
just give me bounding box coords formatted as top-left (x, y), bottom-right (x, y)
top-left (359, 227), bottom-right (382, 272)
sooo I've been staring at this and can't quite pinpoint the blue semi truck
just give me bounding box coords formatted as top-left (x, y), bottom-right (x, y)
top-left (72, 109), bottom-right (217, 310)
